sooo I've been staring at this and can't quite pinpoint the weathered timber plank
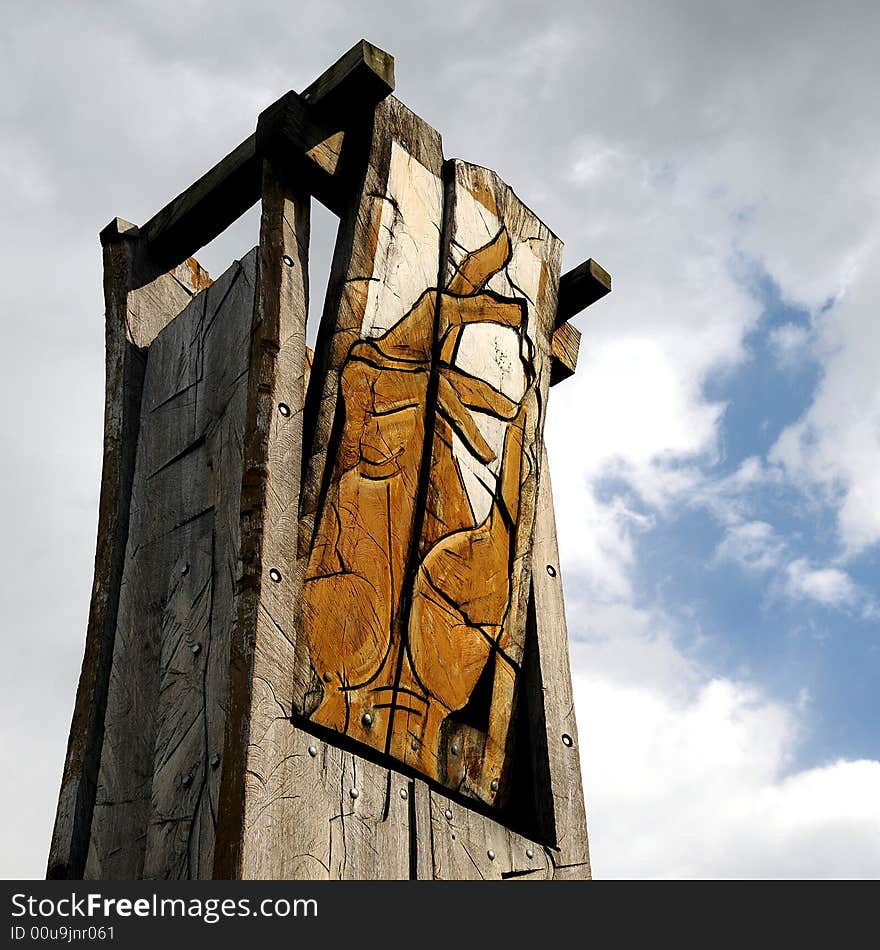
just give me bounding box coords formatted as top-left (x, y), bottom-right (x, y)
top-left (214, 165), bottom-right (311, 879)
top-left (296, 94), bottom-right (445, 730)
top-left (137, 40), bottom-right (394, 278)
top-left (425, 788), bottom-right (550, 881)
top-left (555, 257), bottom-right (611, 327)
top-left (83, 251), bottom-right (257, 879)
top-left (526, 447), bottom-right (591, 879)
top-left (48, 222), bottom-right (213, 880)
top-left (405, 159), bottom-right (563, 804)
top-left (550, 320), bottom-right (581, 385)
top-left (302, 39), bottom-right (394, 118)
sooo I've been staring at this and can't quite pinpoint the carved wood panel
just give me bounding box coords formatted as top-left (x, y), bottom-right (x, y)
top-left (297, 126), bottom-right (562, 808)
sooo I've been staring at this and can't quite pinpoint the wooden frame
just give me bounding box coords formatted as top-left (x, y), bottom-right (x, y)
top-left (48, 39), bottom-right (609, 881)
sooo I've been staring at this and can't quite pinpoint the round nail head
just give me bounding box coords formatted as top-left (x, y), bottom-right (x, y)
top-left (278, 402), bottom-right (291, 417)
top-left (490, 779), bottom-right (499, 791)
top-left (399, 788), bottom-right (408, 800)
top-left (451, 743), bottom-right (459, 755)
top-left (562, 733), bottom-right (574, 747)
top-left (269, 568), bottom-right (282, 583)
top-left (191, 643), bottom-right (201, 655)
top-left (349, 787), bottom-right (359, 799)
top-left (487, 850), bottom-right (496, 861)
top-left (361, 713), bottom-right (373, 727)
top-left (181, 563), bottom-right (189, 576)
top-left (210, 753), bottom-right (220, 768)
top-left (307, 745), bottom-right (317, 757)
top-left (182, 774), bottom-right (192, 787)
top-left (411, 739), bottom-right (419, 751)
top-left (323, 672), bottom-right (333, 682)
top-left (282, 254), bottom-right (294, 267)
top-left (546, 564), bottom-right (557, 577)
top-left (527, 849), bottom-right (534, 860)
top-left (444, 808), bottom-right (453, 821)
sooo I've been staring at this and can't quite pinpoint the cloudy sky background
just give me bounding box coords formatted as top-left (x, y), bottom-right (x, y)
top-left (2, 0), bottom-right (879, 878)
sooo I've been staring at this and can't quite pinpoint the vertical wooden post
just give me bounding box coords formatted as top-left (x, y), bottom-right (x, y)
top-left (48, 221), bottom-right (212, 879)
top-left (214, 163), bottom-right (311, 879)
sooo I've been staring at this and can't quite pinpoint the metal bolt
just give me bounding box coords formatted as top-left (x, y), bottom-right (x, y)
top-left (546, 564), bottom-right (557, 577)
top-left (278, 402), bottom-right (291, 417)
top-left (444, 808), bottom-right (453, 821)
top-left (526, 849), bottom-right (534, 860)
top-left (361, 713), bottom-right (373, 727)
top-left (191, 643), bottom-right (201, 655)
top-left (269, 568), bottom-right (282, 583)
top-left (307, 745), bottom-right (317, 757)
top-left (399, 788), bottom-right (408, 800)
top-left (487, 850), bottom-right (496, 861)
top-left (562, 733), bottom-right (573, 747)
top-left (282, 255), bottom-right (294, 267)
top-left (451, 743), bottom-right (459, 755)
top-left (490, 779), bottom-right (499, 792)
top-left (210, 753), bottom-right (220, 768)
top-left (349, 787), bottom-right (359, 799)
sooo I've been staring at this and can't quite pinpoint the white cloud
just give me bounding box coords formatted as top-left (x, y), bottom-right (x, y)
top-left (573, 649), bottom-right (880, 879)
top-left (768, 322), bottom-right (812, 369)
top-left (784, 558), bottom-right (859, 610)
top-left (715, 520), bottom-right (786, 573)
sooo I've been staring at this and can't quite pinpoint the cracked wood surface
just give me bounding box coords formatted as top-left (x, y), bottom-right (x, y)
top-left (83, 251), bottom-right (256, 879)
top-left (214, 166), bottom-right (312, 879)
top-left (48, 220), bottom-right (214, 879)
top-left (297, 130), bottom-right (564, 807)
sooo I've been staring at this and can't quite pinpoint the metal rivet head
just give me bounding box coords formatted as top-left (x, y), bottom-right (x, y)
top-left (182, 774), bottom-right (192, 787)
top-left (269, 568), bottom-right (282, 583)
top-left (546, 564), bottom-right (557, 577)
top-left (307, 745), bottom-right (317, 757)
top-left (278, 402), bottom-right (291, 417)
top-left (399, 788), bottom-right (408, 800)
top-left (361, 713), bottom-right (373, 727)
top-left (349, 787), bottom-right (359, 799)
top-left (210, 753), bottom-right (220, 768)
top-left (282, 254), bottom-right (294, 267)
top-left (526, 848), bottom-right (534, 860)
top-left (490, 779), bottom-right (499, 792)
top-left (444, 808), bottom-right (453, 821)
top-left (323, 672), bottom-right (333, 683)
top-left (191, 643), bottom-right (201, 655)
top-left (562, 733), bottom-right (574, 747)
top-left (181, 563), bottom-right (189, 576)
top-left (487, 850), bottom-right (496, 861)
top-left (450, 743), bottom-right (459, 755)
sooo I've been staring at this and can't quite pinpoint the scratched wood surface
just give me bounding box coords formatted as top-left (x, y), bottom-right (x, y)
top-left (296, 146), bottom-right (563, 809)
top-left (83, 251), bottom-right (257, 879)
top-left (48, 221), bottom-right (214, 879)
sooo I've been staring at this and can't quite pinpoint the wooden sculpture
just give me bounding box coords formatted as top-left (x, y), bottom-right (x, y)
top-left (48, 40), bottom-right (610, 881)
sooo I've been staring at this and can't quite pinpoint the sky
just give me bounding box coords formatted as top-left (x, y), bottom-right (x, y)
top-left (1, 0), bottom-right (878, 879)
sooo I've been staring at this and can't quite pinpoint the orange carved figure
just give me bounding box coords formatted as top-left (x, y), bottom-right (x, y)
top-left (302, 228), bottom-right (538, 803)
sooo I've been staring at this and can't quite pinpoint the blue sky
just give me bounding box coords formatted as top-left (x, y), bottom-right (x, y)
top-left (1, 0), bottom-right (878, 878)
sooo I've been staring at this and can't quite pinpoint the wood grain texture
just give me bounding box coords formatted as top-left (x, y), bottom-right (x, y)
top-left (296, 149), bottom-right (565, 810)
top-left (214, 165), bottom-right (312, 880)
top-left (48, 224), bottom-right (214, 879)
top-left (83, 251), bottom-right (256, 879)
top-left (555, 257), bottom-right (611, 326)
top-left (550, 320), bottom-right (581, 385)
top-left (526, 447), bottom-right (591, 879)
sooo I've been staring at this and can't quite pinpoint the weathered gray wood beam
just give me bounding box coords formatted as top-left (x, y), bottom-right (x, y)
top-left (548, 258), bottom-right (611, 385)
top-left (555, 257), bottom-right (611, 327)
top-left (135, 39), bottom-right (394, 279)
